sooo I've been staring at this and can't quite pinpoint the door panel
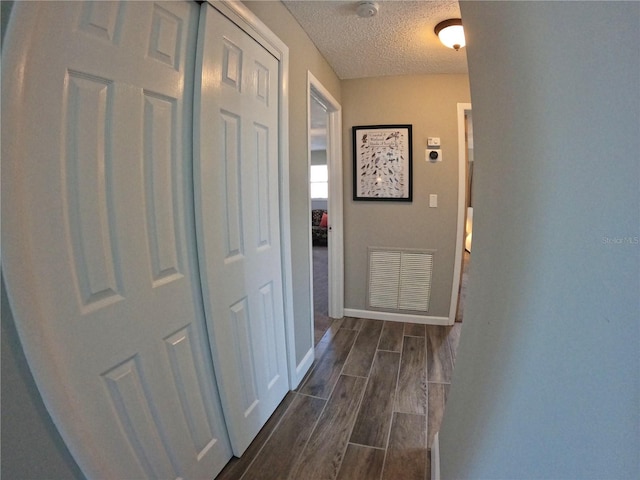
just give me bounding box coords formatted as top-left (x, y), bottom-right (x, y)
top-left (194, 3), bottom-right (290, 456)
top-left (2, 2), bottom-right (232, 478)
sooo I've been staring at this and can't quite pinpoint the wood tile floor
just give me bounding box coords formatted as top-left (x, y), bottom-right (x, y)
top-left (217, 318), bottom-right (462, 480)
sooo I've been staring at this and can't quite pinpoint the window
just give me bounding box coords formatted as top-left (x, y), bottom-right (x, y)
top-left (310, 164), bottom-right (328, 199)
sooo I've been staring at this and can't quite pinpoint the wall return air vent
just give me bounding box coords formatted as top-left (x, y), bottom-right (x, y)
top-left (367, 247), bottom-right (434, 313)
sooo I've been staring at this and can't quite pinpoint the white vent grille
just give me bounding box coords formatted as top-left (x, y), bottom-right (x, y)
top-left (368, 248), bottom-right (433, 313)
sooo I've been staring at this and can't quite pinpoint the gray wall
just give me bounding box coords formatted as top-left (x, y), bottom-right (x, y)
top-left (311, 199), bottom-right (328, 211)
top-left (2, 275), bottom-right (85, 479)
top-left (310, 149), bottom-right (327, 166)
top-left (244, 1), bottom-right (341, 365)
top-left (439, 1), bottom-right (639, 478)
top-left (342, 75), bottom-right (470, 316)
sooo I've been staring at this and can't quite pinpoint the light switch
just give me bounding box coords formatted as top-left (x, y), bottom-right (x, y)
top-left (429, 194), bottom-right (438, 208)
top-left (427, 137), bottom-right (441, 147)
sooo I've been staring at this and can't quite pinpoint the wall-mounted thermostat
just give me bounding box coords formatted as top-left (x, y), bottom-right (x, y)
top-left (426, 136), bottom-right (442, 162)
top-left (426, 148), bottom-right (443, 162)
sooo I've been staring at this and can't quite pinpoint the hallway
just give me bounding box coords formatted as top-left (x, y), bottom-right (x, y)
top-left (218, 318), bottom-right (462, 479)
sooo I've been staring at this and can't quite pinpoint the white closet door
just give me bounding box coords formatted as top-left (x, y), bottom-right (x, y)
top-left (2, 2), bottom-right (232, 478)
top-left (194, 3), bottom-right (290, 456)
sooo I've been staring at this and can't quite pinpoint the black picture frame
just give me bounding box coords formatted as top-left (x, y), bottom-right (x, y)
top-left (352, 124), bottom-right (413, 202)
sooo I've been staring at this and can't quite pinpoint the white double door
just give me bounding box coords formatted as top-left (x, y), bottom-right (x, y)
top-left (2, 1), bottom-right (288, 478)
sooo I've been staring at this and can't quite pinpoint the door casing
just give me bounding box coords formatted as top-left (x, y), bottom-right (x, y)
top-left (306, 71), bottom-right (344, 326)
top-left (450, 102), bottom-right (473, 323)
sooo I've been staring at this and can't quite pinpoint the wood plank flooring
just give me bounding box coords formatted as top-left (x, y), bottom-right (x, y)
top-left (217, 318), bottom-right (462, 480)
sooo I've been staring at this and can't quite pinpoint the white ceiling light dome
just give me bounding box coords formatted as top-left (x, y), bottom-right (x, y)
top-left (435, 18), bottom-right (466, 51)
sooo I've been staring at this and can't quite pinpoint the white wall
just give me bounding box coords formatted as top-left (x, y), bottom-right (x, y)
top-left (439, 2), bottom-right (639, 478)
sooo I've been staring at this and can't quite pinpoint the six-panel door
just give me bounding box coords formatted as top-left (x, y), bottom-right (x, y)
top-left (193, 3), bottom-right (290, 456)
top-left (2, 2), bottom-right (241, 477)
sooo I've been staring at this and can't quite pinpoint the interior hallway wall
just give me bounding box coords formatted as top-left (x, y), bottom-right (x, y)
top-left (440, 1), bottom-right (640, 478)
top-left (341, 74), bottom-right (470, 317)
top-left (1, 275), bottom-right (85, 479)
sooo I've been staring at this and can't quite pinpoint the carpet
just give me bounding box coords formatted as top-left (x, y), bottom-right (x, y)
top-left (312, 246), bottom-right (333, 344)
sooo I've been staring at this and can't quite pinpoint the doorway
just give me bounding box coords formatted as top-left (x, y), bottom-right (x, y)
top-left (453, 103), bottom-right (473, 323)
top-left (307, 72), bottom-right (343, 344)
top-left (309, 93), bottom-right (330, 343)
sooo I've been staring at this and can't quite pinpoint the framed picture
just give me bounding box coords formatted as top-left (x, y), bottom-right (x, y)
top-left (352, 124), bottom-right (413, 201)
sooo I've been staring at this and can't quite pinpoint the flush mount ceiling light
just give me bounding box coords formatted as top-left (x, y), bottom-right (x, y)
top-left (356, 1), bottom-right (379, 18)
top-left (434, 18), bottom-right (465, 51)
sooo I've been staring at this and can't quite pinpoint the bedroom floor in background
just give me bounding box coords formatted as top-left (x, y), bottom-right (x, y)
top-left (217, 318), bottom-right (462, 480)
top-left (312, 246), bottom-right (332, 344)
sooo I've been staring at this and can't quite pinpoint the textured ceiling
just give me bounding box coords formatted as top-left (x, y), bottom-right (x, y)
top-left (282, 0), bottom-right (468, 79)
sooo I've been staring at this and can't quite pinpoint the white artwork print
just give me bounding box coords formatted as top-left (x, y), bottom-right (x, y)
top-left (355, 127), bottom-right (410, 199)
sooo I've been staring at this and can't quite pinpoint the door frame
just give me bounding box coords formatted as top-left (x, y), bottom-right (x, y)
top-left (209, 1), bottom-right (297, 387)
top-left (307, 72), bottom-right (344, 327)
top-left (448, 103), bottom-right (472, 323)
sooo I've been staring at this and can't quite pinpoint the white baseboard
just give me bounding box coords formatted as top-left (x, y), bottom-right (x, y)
top-left (343, 308), bottom-right (452, 326)
top-left (291, 346), bottom-right (314, 389)
top-left (431, 431), bottom-right (440, 480)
